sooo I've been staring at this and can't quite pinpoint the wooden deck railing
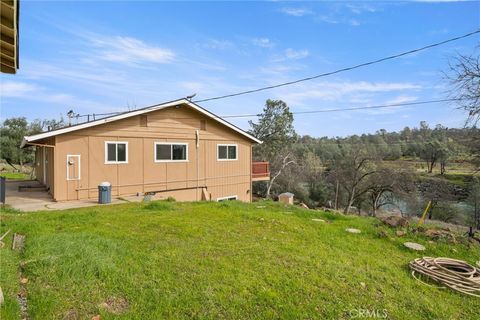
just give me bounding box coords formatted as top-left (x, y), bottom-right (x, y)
top-left (252, 162), bottom-right (270, 181)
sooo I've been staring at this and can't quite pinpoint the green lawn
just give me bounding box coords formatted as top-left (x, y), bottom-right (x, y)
top-left (0, 172), bottom-right (30, 180)
top-left (0, 201), bottom-right (479, 319)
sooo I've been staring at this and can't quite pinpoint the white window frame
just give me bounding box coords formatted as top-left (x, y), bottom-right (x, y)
top-left (154, 142), bottom-right (189, 163)
top-left (217, 195), bottom-right (238, 202)
top-left (104, 141), bottom-right (129, 164)
top-left (217, 144), bottom-right (238, 161)
top-left (66, 154), bottom-right (81, 181)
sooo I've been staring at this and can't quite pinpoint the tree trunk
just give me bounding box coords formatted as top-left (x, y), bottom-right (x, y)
top-left (266, 179), bottom-right (275, 198)
top-left (344, 187), bottom-right (355, 214)
top-left (475, 199), bottom-right (479, 230)
top-left (440, 161), bottom-right (446, 175)
top-left (372, 193), bottom-right (381, 217)
top-left (334, 180), bottom-right (339, 210)
top-left (265, 157), bottom-right (295, 198)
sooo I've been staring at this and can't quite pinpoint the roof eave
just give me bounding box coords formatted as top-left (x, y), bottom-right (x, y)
top-left (23, 98), bottom-right (262, 145)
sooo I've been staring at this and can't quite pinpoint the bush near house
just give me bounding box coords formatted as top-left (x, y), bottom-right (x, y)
top-left (0, 201), bottom-right (478, 319)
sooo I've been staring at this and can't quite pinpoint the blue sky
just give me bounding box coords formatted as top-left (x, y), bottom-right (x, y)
top-left (1, 0), bottom-right (479, 137)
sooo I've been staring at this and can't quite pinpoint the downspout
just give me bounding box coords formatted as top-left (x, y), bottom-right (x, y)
top-left (196, 130), bottom-right (200, 201)
top-left (42, 146), bottom-right (46, 185)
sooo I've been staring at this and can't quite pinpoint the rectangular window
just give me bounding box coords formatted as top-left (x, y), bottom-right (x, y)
top-left (217, 144), bottom-right (238, 161)
top-left (217, 195), bottom-right (238, 202)
top-left (155, 143), bottom-right (188, 162)
top-left (105, 142), bottom-right (128, 164)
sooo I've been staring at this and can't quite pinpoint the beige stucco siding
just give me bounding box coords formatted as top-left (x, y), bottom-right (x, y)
top-left (50, 105), bottom-right (253, 202)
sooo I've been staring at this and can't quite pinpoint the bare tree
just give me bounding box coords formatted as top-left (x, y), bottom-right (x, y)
top-left (365, 167), bottom-right (415, 216)
top-left (333, 145), bottom-right (377, 214)
top-left (446, 50), bottom-right (480, 125)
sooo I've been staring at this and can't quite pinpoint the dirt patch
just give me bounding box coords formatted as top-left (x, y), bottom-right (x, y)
top-left (99, 296), bottom-right (129, 315)
top-left (424, 228), bottom-right (457, 243)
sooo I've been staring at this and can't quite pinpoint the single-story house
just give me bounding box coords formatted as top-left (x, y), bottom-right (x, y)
top-left (21, 98), bottom-right (270, 202)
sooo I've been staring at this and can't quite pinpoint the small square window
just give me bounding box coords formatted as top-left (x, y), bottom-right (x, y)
top-left (172, 144), bottom-right (187, 160)
top-left (117, 144), bottom-right (126, 162)
top-left (105, 142), bottom-right (128, 164)
top-left (157, 144), bottom-right (171, 160)
top-left (218, 144), bottom-right (237, 160)
top-left (218, 146), bottom-right (227, 159)
top-left (228, 146), bottom-right (236, 159)
top-left (107, 144), bottom-right (116, 162)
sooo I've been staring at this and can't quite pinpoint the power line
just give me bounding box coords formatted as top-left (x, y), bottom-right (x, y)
top-left (221, 98), bottom-right (459, 119)
top-left (193, 30), bottom-right (480, 103)
top-left (72, 98), bottom-right (459, 125)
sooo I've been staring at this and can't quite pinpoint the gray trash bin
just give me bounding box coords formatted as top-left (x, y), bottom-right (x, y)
top-left (98, 182), bottom-right (111, 204)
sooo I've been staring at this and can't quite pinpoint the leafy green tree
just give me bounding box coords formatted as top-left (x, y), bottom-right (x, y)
top-left (249, 99), bottom-right (296, 159)
top-left (0, 117), bottom-right (31, 165)
top-left (249, 100), bottom-right (297, 197)
top-left (0, 117), bottom-right (66, 167)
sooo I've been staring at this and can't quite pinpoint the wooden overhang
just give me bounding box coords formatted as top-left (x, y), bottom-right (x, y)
top-left (1, 0), bottom-right (19, 74)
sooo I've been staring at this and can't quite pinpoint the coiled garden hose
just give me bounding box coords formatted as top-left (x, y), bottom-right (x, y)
top-left (409, 257), bottom-right (480, 298)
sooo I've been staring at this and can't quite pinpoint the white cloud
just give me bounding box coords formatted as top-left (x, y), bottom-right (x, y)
top-left (280, 7), bottom-right (314, 17)
top-left (201, 39), bottom-right (234, 50)
top-left (1, 81), bottom-right (39, 97)
top-left (252, 37), bottom-right (275, 48)
top-left (285, 48), bottom-right (309, 60)
top-left (385, 95), bottom-right (419, 104)
top-left (413, 0), bottom-right (468, 2)
top-left (178, 81), bottom-right (205, 92)
top-left (274, 81), bottom-right (422, 107)
top-left (0, 80), bottom-right (88, 106)
top-left (362, 95), bottom-right (419, 115)
top-left (349, 19), bottom-right (361, 26)
top-left (259, 64), bottom-right (304, 76)
top-left (344, 3), bottom-right (378, 14)
top-left (317, 15), bottom-right (339, 24)
top-left (91, 36), bottom-right (175, 64)
top-left (271, 48), bottom-right (310, 62)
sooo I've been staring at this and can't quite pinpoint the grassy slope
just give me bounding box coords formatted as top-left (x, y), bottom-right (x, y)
top-left (0, 201), bottom-right (479, 320)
